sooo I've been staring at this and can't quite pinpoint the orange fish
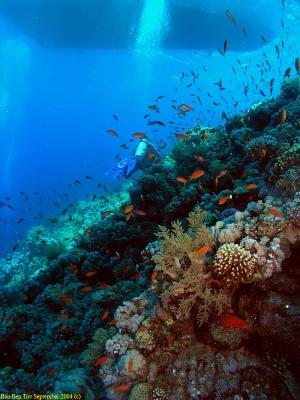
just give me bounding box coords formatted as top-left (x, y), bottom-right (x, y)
top-left (269, 207), bottom-right (284, 218)
top-left (194, 245), bottom-right (211, 255)
top-left (280, 109), bottom-right (287, 125)
top-left (132, 132), bottom-right (146, 138)
top-left (136, 209), bottom-right (147, 216)
top-left (246, 183), bottom-right (257, 190)
top-left (61, 323), bottom-right (68, 330)
top-left (114, 385), bottom-right (130, 392)
top-left (203, 130), bottom-right (208, 139)
top-left (137, 327), bottom-right (147, 332)
top-left (80, 286), bottom-right (92, 292)
top-left (58, 293), bottom-right (69, 299)
top-left (218, 314), bottom-right (250, 330)
top-left (167, 335), bottom-right (175, 346)
top-left (84, 228), bottom-right (90, 236)
top-left (127, 359), bottom-right (134, 373)
top-left (189, 170), bottom-right (205, 180)
top-left (176, 177), bottom-right (188, 184)
top-left (124, 204), bottom-right (134, 214)
top-left (85, 271), bottom-right (97, 277)
top-left (99, 283), bottom-right (110, 289)
top-left (130, 273), bottom-right (142, 281)
top-left (101, 310), bottom-right (110, 320)
top-left (125, 213), bottom-right (132, 222)
top-left (46, 367), bottom-right (56, 377)
top-left (94, 355), bottom-right (109, 367)
top-left (58, 313), bottom-right (70, 319)
top-left (108, 319), bottom-right (119, 325)
top-left (146, 152), bottom-right (157, 158)
top-left (107, 129), bottom-right (118, 137)
top-left (151, 270), bottom-right (158, 282)
top-left (176, 133), bottom-right (187, 139)
top-left (61, 297), bottom-right (72, 305)
top-left (218, 195), bottom-right (231, 205)
top-left (181, 103), bottom-right (193, 111)
top-left (102, 210), bottom-right (112, 217)
top-left (178, 108), bottom-right (186, 115)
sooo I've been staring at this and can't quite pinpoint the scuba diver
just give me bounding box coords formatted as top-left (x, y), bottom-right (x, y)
top-left (105, 138), bottom-right (158, 180)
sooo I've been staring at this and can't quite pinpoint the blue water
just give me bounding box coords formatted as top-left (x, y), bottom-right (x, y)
top-left (0, 0), bottom-right (300, 257)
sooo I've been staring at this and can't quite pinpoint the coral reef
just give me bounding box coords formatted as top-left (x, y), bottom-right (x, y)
top-left (0, 80), bottom-right (300, 398)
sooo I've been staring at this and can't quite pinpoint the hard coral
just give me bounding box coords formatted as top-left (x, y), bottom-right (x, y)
top-left (280, 76), bottom-right (300, 100)
top-left (105, 333), bottom-right (132, 356)
top-left (213, 243), bottom-right (257, 284)
top-left (247, 135), bottom-right (278, 161)
top-left (273, 143), bottom-right (300, 177)
top-left (275, 167), bottom-right (300, 196)
top-left (129, 383), bottom-right (153, 400)
top-left (152, 387), bottom-right (168, 400)
top-left (116, 349), bottom-right (147, 378)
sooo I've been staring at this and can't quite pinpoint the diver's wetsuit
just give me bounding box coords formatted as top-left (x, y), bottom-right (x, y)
top-left (126, 139), bottom-right (155, 177)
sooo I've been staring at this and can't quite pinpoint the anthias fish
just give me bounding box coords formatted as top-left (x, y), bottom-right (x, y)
top-left (189, 170), bottom-right (205, 180)
top-left (218, 314), bottom-right (250, 330)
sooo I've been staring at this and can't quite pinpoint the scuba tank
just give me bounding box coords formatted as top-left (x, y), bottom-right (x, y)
top-left (135, 139), bottom-right (148, 158)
